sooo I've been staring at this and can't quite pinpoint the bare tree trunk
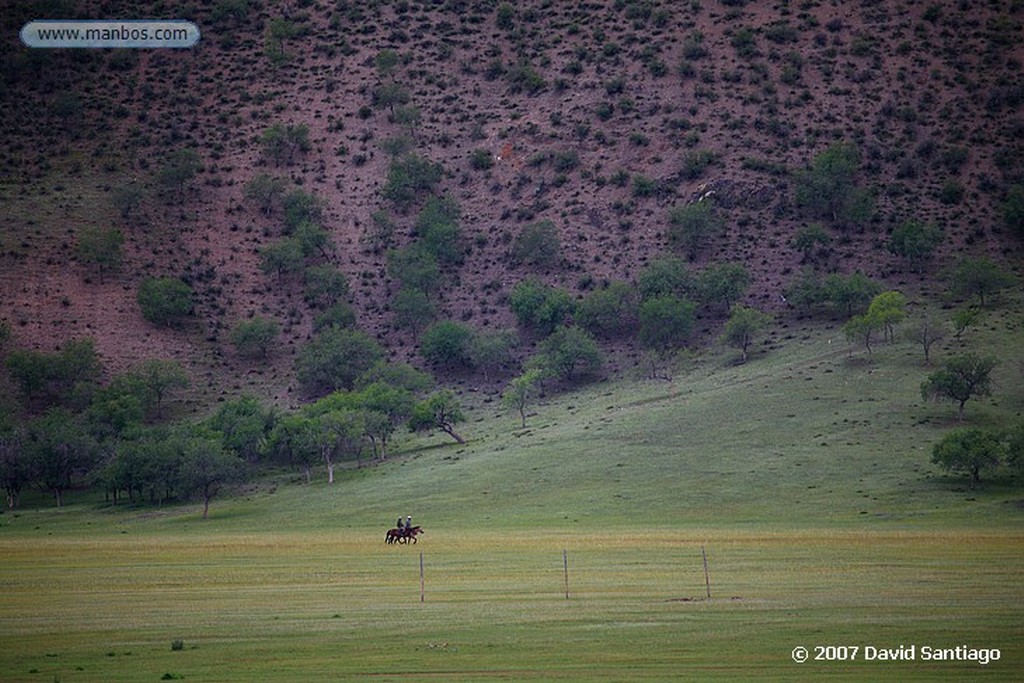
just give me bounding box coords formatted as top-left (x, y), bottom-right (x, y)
top-left (443, 426), bottom-right (466, 445)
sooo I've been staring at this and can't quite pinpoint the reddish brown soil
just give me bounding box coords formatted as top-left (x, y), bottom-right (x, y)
top-left (0, 0), bottom-right (1020, 408)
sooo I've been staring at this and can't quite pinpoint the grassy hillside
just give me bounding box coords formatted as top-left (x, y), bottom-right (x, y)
top-left (2, 312), bottom-right (1022, 681)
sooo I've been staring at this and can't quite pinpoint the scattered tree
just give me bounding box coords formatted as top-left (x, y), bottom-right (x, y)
top-left (230, 317), bottom-right (280, 359)
top-left (888, 221), bottom-right (943, 272)
top-left (156, 149), bottom-right (201, 203)
top-left (420, 320), bottom-right (475, 368)
top-left (794, 141), bottom-right (874, 229)
top-left (866, 291), bottom-right (907, 343)
top-left (532, 326), bottom-right (603, 382)
top-left (392, 288), bottom-right (436, 333)
top-left (76, 226), bottom-right (124, 283)
top-left (137, 277), bottom-right (193, 327)
top-left (382, 153), bottom-right (443, 211)
top-left (1001, 183), bottom-right (1024, 239)
top-left (511, 219), bottom-right (561, 269)
top-left (921, 353), bottom-right (998, 421)
top-left (508, 278), bottom-right (575, 335)
top-left (261, 123), bottom-right (311, 166)
top-left (576, 281), bottom-right (639, 337)
top-left (27, 408), bottom-right (96, 507)
top-left (931, 428), bottom-right (1005, 485)
top-left (722, 306), bottom-right (771, 362)
top-left (176, 428), bottom-right (245, 517)
top-left (258, 238), bottom-right (304, 281)
top-left (698, 263), bottom-right (751, 313)
top-left (952, 306), bottom-right (981, 338)
top-left (909, 314), bottom-right (945, 365)
top-left (388, 244), bottom-right (441, 293)
top-left (790, 223), bottom-right (831, 264)
top-left (295, 327), bottom-right (384, 396)
top-left (409, 390), bottom-right (466, 444)
top-left (948, 256), bottom-right (1015, 307)
top-left (638, 295), bottom-right (696, 352)
top-left (469, 329), bottom-right (518, 381)
top-left (303, 264), bottom-right (348, 309)
top-left (503, 369), bottom-right (543, 428)
top-left (669, 200), bottom-right (725, 260)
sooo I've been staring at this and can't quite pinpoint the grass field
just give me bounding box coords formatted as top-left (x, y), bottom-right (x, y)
top-left (2, 310), bottom-right (1022, 681)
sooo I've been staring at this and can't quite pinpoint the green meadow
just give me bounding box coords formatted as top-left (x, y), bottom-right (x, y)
top-left (2, 313), bottom-right (1022, 681)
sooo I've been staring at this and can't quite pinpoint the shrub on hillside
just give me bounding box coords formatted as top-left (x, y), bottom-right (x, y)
top-left (508, 278), bottom-right (576, 335)
top-left (420, 321), bottom-right (475, 368)
top-left (576, 281), bottom-right (639, 337)
top-left (137, 277), bottom-right (193, 327)
top-left (295, 327), bottom-right (384, 396)
top-left (511, 219), bottom-right (561, 268)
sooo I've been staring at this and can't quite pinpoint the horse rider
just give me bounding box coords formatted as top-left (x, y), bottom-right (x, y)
top-left (406, 515), bottom-right (412, 533)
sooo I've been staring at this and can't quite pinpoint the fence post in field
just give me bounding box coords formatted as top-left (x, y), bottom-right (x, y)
top-left (420, 551), bottom-right (425, 603)
top-left (563, 549), bottom-right (570, 599)
top-left (701, 544), bottom-right (711, 600)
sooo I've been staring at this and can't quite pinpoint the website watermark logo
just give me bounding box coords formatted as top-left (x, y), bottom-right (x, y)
top-left (20, 20), bottom-right (200, 49)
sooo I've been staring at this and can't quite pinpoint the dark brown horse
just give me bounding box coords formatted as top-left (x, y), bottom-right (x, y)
top-left (385, 526), bottom-right (424, 545)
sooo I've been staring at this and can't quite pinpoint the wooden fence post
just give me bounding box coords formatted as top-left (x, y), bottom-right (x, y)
top-left (420, 551), bottom-right (425, 603)
top-left (563, 549), bottom-right (570, 599)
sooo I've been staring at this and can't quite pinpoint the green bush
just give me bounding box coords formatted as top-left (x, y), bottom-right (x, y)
top-left (638, 296), bottom-right (696, 351)
top-left (576, 281), bottom-right (639, 337)
top-left (230, 317), bottom-right (280, 359)
top-left (669, 200), bottom-right (725, 260)
top-left (388, 244), bottom-right (441, 293)
top-left (383, 154), bottom-right (444, 211)
top-left (420, 321), bottom-right (475, 368)
top-left (295, 328), bottom-right (384, 396)
top-left (392, 288), bottom-right (435, 333)
top-left (509, 278), bottom-right (576, 335)
top-left (137, 277), bottom-right (193, 326)
top-left (531, 326), bottom-right (603, 382)
top-left (303, 265), bottom-right (349, 310)
top-left (511, 219), bottom-right (561, 268)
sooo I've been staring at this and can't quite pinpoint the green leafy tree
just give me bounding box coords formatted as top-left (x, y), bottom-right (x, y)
top-left (112, 180), bottom-right (144, 223)
top-left (822, 272), bottom-right (883, 317)
top-left (794, 142), bottom-right (873, 229)
top-left (511, 219), bottom-right (561, 269)
top-left (638, 295), bottom-right (696, 352)
top-left (258, 238), bottom-right (304, 282)
top-left (420, 321), bottom-right (475, 368)
top-left (282, 190), bottom-right (324, 233)
top-left (76, 226), bottom-right (124, 283)
top-left (294, 221), bottom-right (334, 259)
top-left (207, 396), bottom-right (275, 463)
top-left (230, 317), bottom-right (280, 359)
top-left (261, 123), bottom-right (311, 166)
top-left (388, 244), bottom-right (441, 293)
top-left (637, 256), bottom-right (695, 300)
top-left (295, 327), bottom-right (384, 397)
top-left (392, 288), bottom-right (436, 333)
top-left (931, 428), bottom-right (1006, 485)
top-left (866, 291), bottom-right (907, 343)
top-left (503, 369), bottom-right (543, 428)
top-left (0, 429), bottom-right (28, 508)
top-left (157, 149), bottom-right (200, 203)
top-left (303, 264), bottom-right (348, 309)
top-left (314, 302), bottom-right (357, 333)
top-left (129, 359), bottom-right (189, 420)
top-left (265, 17), bottom-right (298, 65)
top-left (469, 329), bottom-right (518, 381)
top-left (508, 278), bottom-right (575, 335)
top-left (843, 313), bottom-right (883, 355)
top-left (352, 383), bottom-right (416, 459)
top-left (415, 195), bottom-right (462, 265)
top-left (355, 361), bottom-right (433, 394)
top-left (948, 256), bottom-right (1015, 307)
top-left (888, 221), bottom-right (943, 272)
top-left (243, 173), bottom-right (288, 215)
top-left (137, 277), bottom-right (193, 327)
top-left (921, 353), bottom-right (998, 421)
top-left (382, 153), bottom-right (443, 211)
top-left (27, 409), bottom-right (96, 507)
top-left (576, 281), bottom-right (639, 338)
top-left (698, 263), bottom-right (751, 313)
top-left (175, 428), bottom-right (245, 518)
top-left (669, 200), bottom-right (725, 260)
top-left (532, 326), bottom-right (603, 382)
top-left (6, 338), bottom-right (102, 407)
top-left (372, 82), bottom-right (411, 113)
top-left (722, 306), bottom-right (771, 362)
top-left (374, 48), bottom-right (400, 78)
top-left (790, 223), bottom-right (831, 264)
top-left (409, 390), bottom-right (466, 444)
top-left (952, 306), bottom-right (981, 338)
